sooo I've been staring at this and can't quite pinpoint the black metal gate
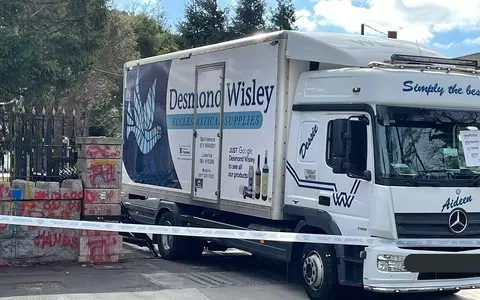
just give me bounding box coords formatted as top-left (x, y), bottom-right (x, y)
top-left (0, 106), bottom-right (79, 182)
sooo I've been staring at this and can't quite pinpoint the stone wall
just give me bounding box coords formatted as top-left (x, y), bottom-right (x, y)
top-left (77, 137), bottom-right (123, 264)
top-left (0, 137), bottom-right (123, 266)
top-left (0, 180), bottom-right (83, 266)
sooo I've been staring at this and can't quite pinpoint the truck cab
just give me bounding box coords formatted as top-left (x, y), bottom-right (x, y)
top-left (285, 54), bottom-right (480, 297)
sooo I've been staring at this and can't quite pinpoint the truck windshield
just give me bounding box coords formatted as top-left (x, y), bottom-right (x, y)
top-left (376, 105), bottom-right (480, 187)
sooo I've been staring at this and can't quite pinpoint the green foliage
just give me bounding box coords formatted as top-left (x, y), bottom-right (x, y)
top-left (63, 9), bottom-right (140, 137)
top-left (0, 0), bottom-right (108, 106)
top-left (80, 6), bottom-right (179, 136)
top-left (177, 0), bottom-right (229, 49)
top-left (132, 13), bottom-right (179, 58)
top-left (269, 0), bottom-right (297, 31)
top-left (230, 0), bottom-right (267, 37)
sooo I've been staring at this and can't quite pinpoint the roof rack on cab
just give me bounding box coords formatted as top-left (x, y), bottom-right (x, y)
top-left (367, 53), bottom-right (480, 76)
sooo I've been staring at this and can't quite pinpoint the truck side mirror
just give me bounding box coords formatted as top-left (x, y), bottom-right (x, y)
top-left (330, 119), bottom-right (352, 174)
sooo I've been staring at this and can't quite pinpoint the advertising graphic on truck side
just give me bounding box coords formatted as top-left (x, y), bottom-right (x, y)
top-left (123, 42), bottom-right (277, 206)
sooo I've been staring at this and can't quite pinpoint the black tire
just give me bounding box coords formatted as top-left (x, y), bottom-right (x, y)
top-left (300, 243), bottom-right (339, 300)
top-left (155, 210), bottom-right (204, 260)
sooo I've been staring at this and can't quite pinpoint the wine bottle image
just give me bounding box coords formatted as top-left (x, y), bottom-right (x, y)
top-left (248, 165), bottom-right (254, 188)
top-left (255, 154), bottom-right (261, 199)
top-left (261, 150), bottom-right (269, 201)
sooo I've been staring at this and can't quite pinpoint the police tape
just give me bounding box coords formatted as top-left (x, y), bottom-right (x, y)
top-left (1, 215), bottom-right (480, 248)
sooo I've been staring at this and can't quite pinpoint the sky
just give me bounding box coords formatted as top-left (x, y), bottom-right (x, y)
top-left (116, 0), bottom-right (480, 58)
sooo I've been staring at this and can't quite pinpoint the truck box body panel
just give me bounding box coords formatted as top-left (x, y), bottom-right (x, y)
top-left (122, 37), bottom-right (288, 219)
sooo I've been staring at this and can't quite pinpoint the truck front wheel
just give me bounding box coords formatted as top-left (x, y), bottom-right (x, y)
top-left (301, 243), bottom-right (339, 300)
top-left (155, 210), bottom-right (204, 260)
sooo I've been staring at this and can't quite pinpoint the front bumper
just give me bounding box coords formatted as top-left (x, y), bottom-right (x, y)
top-left (363, 244), bottom-right (480, 293)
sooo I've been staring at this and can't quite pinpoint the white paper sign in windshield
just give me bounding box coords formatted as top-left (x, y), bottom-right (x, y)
top-left (459, 130), bottom-right (480, 167)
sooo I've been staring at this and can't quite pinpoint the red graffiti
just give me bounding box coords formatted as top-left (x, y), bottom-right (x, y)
top-left (85, 190), bottom-right (117, 204)
top-left (71, 191), bottom-right (83, 199)
top-left (85, 237), bottom-right (119, 260)
top-left (61, 191), bottom-right (82, 200)
top-left (0, 184), bottom-right (11, 200)
top-left (34, 190), bottom-right (49, 200)
top-left (33, 229), bottom-right (79, 249)
top-left (19, 200), bottom-right (81, 219)
top-left (43, 200), bottom-right (62, 212)
top-left (67, 201), bottom-right (82, 211)
top-left (89, 163), bottom-right (117, 186)
top-left (50, 191), bottom-right (61, 200)
top-left (86, 145), bottom-right (121, 159)
top-left (20, 202), bottom-right (45, 218)
top-left (0, 224), bottom-right (8, 231)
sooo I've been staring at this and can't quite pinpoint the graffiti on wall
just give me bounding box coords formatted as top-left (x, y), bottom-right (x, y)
top-left (19, 200), bottom-right (82, 220)
top-left (33, 229), bottom-right (79, 249)
top-left (86, 160), bottom-right (121, 189)
top-left (86, 145), bottom-right (121, 159)
top-left (85, 189), bottom-right (120, 204)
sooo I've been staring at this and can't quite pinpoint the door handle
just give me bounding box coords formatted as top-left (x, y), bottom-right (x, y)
top-left (318, 195), bottom-right (330, 206)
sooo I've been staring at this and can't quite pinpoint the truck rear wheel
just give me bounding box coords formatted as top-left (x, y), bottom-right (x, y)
top-left (155, 210), bottom-right (204, 260)
top-left (301, 243), bottom-right (339, 300)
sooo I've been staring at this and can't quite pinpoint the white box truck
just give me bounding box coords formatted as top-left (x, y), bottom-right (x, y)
top-left (121, 30), bottom-right (480, 299)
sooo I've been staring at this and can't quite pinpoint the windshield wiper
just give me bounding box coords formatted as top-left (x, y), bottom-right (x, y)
top-left (405, 179), bottom-right (441, 187)
top-left (406, 170), bottom-right (444, 187)
top-left (467, 175), bottom-right (480, 187)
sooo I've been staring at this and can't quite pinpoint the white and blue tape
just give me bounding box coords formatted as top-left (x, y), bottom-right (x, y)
top-left (0, 215), bottom-right (479, 248)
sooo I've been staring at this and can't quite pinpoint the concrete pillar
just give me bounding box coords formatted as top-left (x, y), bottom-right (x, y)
top-left (76, 137), bottom-right (123, 264)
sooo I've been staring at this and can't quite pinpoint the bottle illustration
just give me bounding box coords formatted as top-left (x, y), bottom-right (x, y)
top-left (255, 154), bottom-right (261, 199)
top-left (248, 165), bottom-right (254, 188)
top-left (261, 150), bottom-right (269, 201)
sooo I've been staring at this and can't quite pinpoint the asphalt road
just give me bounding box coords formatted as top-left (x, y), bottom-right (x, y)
top-left (0, 243), bottom-right (479, 300)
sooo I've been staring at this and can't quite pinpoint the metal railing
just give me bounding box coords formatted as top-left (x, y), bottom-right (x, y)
top-left (0, 106), bottom-right (79, 183)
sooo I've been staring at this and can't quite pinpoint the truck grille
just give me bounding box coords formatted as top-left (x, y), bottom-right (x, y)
top-left (395, 213), bottom-right (480, 239)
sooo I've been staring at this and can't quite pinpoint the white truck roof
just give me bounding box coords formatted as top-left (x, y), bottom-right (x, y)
top-left (124, 30), bottom-right (443, 69)
top-left (295, 67), bottom-right (480, 110)
top-left (285, 31), bottom-right (443, 67)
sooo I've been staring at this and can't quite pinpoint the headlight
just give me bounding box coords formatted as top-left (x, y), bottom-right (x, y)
top-left (377, 254), bottom-right (407, 272)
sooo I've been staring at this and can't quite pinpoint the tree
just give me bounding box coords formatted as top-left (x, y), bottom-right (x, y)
top-left (80, 9), bottom-right (180, 137)
top-left (269, 0), bottom-right (297, 31)
top-left (119, 0), bottom-right (168, 27)
top-left (177, 0), bottom-right (229, 49)
top-left (0, 0), bottom-right (108, 106)
top-left (230, 0), bottom-right (267, 37)
top-left (132, 13), bottom-right (179, 58)
top-left (62, 9), bottom-right (140, 137)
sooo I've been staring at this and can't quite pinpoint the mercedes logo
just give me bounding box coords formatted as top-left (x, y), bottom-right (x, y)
top-left (448, 209), bottom-right (468, 234)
